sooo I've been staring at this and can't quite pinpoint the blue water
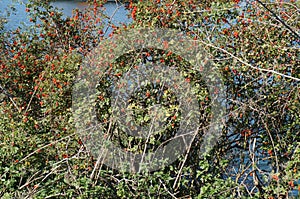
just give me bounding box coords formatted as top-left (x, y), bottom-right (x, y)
top-left (0, 0), bottom-right (131, 30)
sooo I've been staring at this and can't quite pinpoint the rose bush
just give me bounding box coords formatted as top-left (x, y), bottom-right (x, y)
top-left (0, 0), bottom-right (299, 198)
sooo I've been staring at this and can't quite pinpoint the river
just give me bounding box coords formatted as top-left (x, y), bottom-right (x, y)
top-left (0, 0), bottom-right (130, 30)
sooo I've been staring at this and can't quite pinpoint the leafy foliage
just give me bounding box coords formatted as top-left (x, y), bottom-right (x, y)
top-left (0, 0), bottom-right (299, 198)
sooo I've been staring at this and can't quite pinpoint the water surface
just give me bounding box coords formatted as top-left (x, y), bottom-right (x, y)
top-left (0, 0), bottom-right (130, 30)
